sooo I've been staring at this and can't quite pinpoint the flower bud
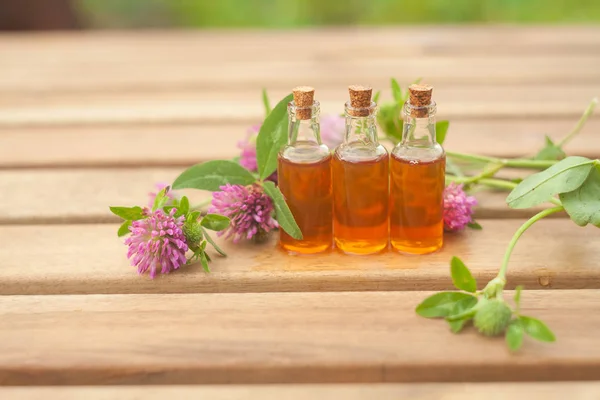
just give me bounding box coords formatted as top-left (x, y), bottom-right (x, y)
top-left (473, 298), bottom-right (513, 336)
top-left (183, 220), bottom-right (203, 249)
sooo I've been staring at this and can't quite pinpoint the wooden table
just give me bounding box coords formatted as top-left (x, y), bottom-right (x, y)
top-left (1, 26), bottom-right (600, 398)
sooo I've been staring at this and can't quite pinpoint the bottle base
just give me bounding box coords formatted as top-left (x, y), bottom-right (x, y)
top-left (334, 239), bottom-right (388, 255)
top-left (280, 242), bottom-right (332, 255)
top-left (390, 239), bottom-right (443, 255)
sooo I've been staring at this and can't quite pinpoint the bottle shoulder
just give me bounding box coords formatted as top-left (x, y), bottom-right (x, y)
top-left (334, 142), bottom-right (388, 163)
top-left (280, 141), bottom-right (331, 164)
top-left (391, 142), bottom-right (444, 162)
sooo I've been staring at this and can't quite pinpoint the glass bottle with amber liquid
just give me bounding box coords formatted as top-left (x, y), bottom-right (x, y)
top-left (390, 84), bottom-right (445, 254)
top-left (278, 86), bottom-right (332, 254)
top-left (333, 85), bottom-right (389, 255)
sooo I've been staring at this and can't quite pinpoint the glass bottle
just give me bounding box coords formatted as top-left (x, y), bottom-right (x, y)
top-left (278, 86), bottom-right (333, 254)
top-left (389, 84), bottom-right (445, 254)
top-left (332, 85), bottom-right (389, 255)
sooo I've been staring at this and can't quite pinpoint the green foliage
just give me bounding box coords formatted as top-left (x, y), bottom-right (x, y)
top-left (506, 321), bottom-right (524, 351)
top-left (262, 88), bottom-right (271, 115)
top-left (117, 220), bottom-right (132, 237)
top-left (79, 0), bottom-right (600, 29)
top-left (559, 164), bottom-right (600, 227)
top-left (534, 136), bottom-right (566, 161)
top-left (256, 93), bottom-right (294, 180)
top-left (446, 296), bottom-right (478, 333)
top-left (415, 291), bottom-right (476, 318)
top-left (110, 206), bottom-right (144, 220)
top-left (262, 180), bottom-right (303, 240)
top-left (519, 316), bottom-right (556, 342)
top-left (506, 156), bottom-right (594, 208)
top-left (435, 121), bottom-right (450, 145)
top-left (201, 214), bottom-right (231, 231)
top-left (202, 227), bottom-right (227, 256)
top-left (172, 160), bottom-right (256, 191)
top-left (467, 221), bottom-right (482, 230)
top-left (450, 256), bottom-right (477, 293)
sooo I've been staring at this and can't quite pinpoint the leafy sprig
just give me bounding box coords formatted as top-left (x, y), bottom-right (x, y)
top-left (172, 94), bottom-right (303, 240)
top-left (417, 155), bottom-right (600, 351)
top-left (110, 187), bottom-right (230, 272)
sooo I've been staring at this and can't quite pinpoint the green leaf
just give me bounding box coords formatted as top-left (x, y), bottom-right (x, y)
top-left (435, 120), bottom-right (450, 145)
top-left (559, 165), bottom-right (600, 227)
top-left (391, 78), bottom-right (403, 103)
top-left (117, 220), bottom-right (132, 237)
top-left (450, 256), bottom-right (477, 293)
top-left (262, 180), bottom-right (302, 240)
top-left (200, 214), bottom-right (230, 231)
top-left (200, 251), bottom-right (210, 273)
top-left (201, 227), bottom-right (227, 257)
top-left (467, 221), bottom-right (482, 230)
top-left (415, 291), bottom-right (476, 318)
top-left (188, 211), bottom-right (201, 222)
top-left (172, 160), bottom-right (256, 192)
top-left (519, 316), bottom-right (556, 342)
top-left (373, 90), bottom-right (381, 104)
top-left (377, 103), bottom-right (403, 143)
top-left (506, 156), bottom-right (594, 209)
top-left (506, 320), bottom-right (524, 351)
top-left (446, 296), bottom-right (478, 333)
top-left (256, 93), bottom-right (294, 180)
top-left (262, 88), bottom-right (271, 115)
top-left (109, 206), bottom-right (144, 221)
top-left (178, 196), bottom-right (190, 215)
top-left (152, 187), bottom-right (169, 211)
top-left (514, 285), bottom-right (523, 308)
top-left (534, 136), bottom-right (566, 161)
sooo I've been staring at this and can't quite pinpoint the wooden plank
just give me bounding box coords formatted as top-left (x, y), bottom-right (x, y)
top-left (1, 220), bottom-right (598, 295)
top-left (0, 167), bottom-right (559, 225)
top-left (1, 290), bottom-right (599, 384)
top-left (0, 85), bottom-right (598, 127)
top-left (2, 28), bottom-right (600, 93)
top-left (2, 383), bottom-right (600, 399)
top-left (1, 118), bottom-right (598, 169)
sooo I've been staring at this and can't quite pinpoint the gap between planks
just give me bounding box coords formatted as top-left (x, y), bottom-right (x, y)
top-left (0, 290), bottom-right (600, 385)
top-left (0, 167), bottom-right (565, 225)
top-left (1, 118), bottom-right (599, 169)
top-left (2, 383), bottom-right (600, 399)
top-left (1, 220), bottom-right (599, 295)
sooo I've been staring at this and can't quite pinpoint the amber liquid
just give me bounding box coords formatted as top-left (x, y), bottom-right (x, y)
top-left (278, 155), bottom-right (333, 254)
top-left (389, 154), bottom-right (445, 254)
top-left (332, 153), bottom-right (389, 255)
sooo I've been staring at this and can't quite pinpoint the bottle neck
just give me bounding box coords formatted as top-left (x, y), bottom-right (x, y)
top-left (401, 101), bottom-right (437, 147)
top-left (344, 101), bottom-right (379, 146)
top-left (288, 101), bottom-right (322, 146)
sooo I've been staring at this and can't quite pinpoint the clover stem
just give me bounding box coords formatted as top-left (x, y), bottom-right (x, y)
top-left (445, 176), bottom-right (517, 191)
top-left (557, 97), bottom-right (598, 148)
top-left (446, 151), bottom-right (557, 169)
top-left (498, 206), bottom-right (565, 281)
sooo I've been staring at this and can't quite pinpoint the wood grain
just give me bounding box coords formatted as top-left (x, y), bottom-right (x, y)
top-left (0, 167), bottom-right (559, 224)
top-left (1, 220), bottom-right (599, 295)
top-left (1, 85), bottom-right (598, 127)
top-left (1, 290), bottom-right (599, 385)
top-left (2, 28), bottom-right (600, 94)
top-left (1, 118), bottom-right (598, 169)
top-left (3, 383), bottom-right (600, 399)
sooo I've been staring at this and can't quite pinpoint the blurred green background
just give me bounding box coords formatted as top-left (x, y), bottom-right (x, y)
top-left (77, 0), bottom-right (600, 28)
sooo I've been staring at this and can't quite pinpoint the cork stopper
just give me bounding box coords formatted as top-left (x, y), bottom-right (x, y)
top-left (408, 84), bottom-right (433, 118)
top-left (292, 86), bottom-right (315, 120)
top-left (348, 85), bottom-right (373, 117)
